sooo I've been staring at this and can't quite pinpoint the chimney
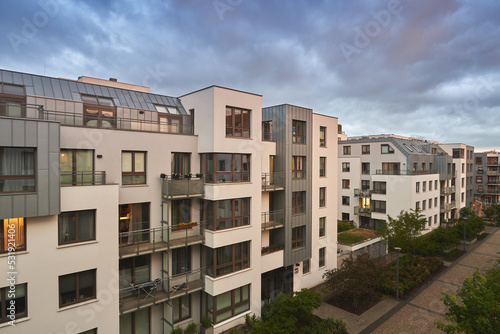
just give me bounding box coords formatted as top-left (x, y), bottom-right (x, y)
top-left (109, 78), bottom-right (118, 82)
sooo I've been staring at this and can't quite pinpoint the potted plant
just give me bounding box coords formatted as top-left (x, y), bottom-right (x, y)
top-left (201, 316), bottom-right (213, 334)
top-left (185, 322), bottom-right (197, 334)
top-left (261, 246), bottom-right (269, 255)
top-left (184, 172), bottom-right (192, 179)
top-left (189, 221), bottom-right (198, 227)
top-left (178, 222), bottom-right (189, 229)
top-left (172, 172), bottom-right (181, 180)
top-left (196, 172), bottom-right (204, 178)
top-left (172, 328), bottom-right (183, 334)
top-left (160, 173), bottom-right (166, 179)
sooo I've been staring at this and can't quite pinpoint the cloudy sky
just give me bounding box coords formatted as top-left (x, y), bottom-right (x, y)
top-left (1, 0), bottom-right (499, 150)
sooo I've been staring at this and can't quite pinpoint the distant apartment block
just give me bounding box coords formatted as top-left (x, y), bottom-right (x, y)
top-left (474, 150), bottom-right (500, 208)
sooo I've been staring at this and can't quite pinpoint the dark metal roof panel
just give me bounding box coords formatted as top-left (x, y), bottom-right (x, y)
top-left (22, 74), bottom-right (33, 87)
top-left (1, 70), bottom-right (13, 84)
top-left (12, 72), bottom-right (24, 85)
top-left (93, 85), bottom-right (103, 97)
top-left (51, 78), bottom-right (64, 99)
top-left (32, 76), bottom-right (44, 96)
top-left (41, 77), bottom-right (54, 97)
top-left (59, 80), bottom-right (73, 100)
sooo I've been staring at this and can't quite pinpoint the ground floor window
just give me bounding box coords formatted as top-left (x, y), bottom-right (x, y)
top-left (119, 308), bottom-right (149, 334)
top-left (0, 283), bottom-right (27, 323)
top-left (206, 285), bottom-right (250, 324)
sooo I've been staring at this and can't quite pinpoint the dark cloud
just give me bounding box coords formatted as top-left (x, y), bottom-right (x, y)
top-left (0, 0), bottom-right (499, 150)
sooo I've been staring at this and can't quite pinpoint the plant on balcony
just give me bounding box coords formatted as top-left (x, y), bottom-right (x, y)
top-left (185, 322), bottom-right (197, 334)
top-left (201, 316), bottom-right (212, 332)
top-left (172, 172), bottom-right (181, 180)
top-left (172, 328), bottom-right (183, 334)
top-left (160, 173), bottom-right (166, 178)
top-left (184, 172), bottom-right (192, 179)
top-left (261, 246), bottom-right (270, 254)
top-left (178, 222), bottom-right (189, 229)
top-left (189, 221), bottom-right (198, 227)
top-left (196, 172), bottom-right (204, 178)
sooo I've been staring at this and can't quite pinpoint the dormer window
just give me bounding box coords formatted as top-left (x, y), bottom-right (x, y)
top-left (155, 105), bottom-right (180, 114)
top-left (81, 94), bottom-right (116, 128)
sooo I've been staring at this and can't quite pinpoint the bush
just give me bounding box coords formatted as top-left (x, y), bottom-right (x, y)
top-left (185, 323), bottom-right (197, 334)
top-left (172, 329), bottom-right (183, 334)
top-left (338, 221), bottom-right (355, 232)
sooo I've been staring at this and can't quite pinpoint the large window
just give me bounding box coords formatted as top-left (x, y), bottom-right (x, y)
top-left (202, 153), bottom-right (250, 183)
top-left (59, 269), bottom-right (96, 307)
top-left (0, 147), bottom-right (35, 193)
top-left (362, 162), bottom-right (370, 175)
top-left (172, 247), bottom-right (191, 275)
top-left (203, 198), bottom-right (250, 230)
top-left (319, 187), bottom-right (326, 207)
top-left (1, 218), bottom-right (26, 254)
top-left (319, 127), bottom-right (326, 147)
top-left (319, 247), bottom-right (326, 267)
top-left (0, 83), bottom-right (26, 117)
top-left (373, 181), bottom-right (386, 194)
top-left (381, 144), bottom-right (395, 154)
top-left (342, 196), bottom-right (350, 205)
top-left (208, 285), bottom-right (250, 324)
top-left (226, 107), bottom-right (250, 138)
top-left (319, 157), bottom-right (326, 177)
top-left (119, 203), bottom-right (150, 245)
top-left (82, 95), bottom-right (116, 128)
top-left (0, 283), bottom-right (27, 324)
top-left (120, 308), bottom-right (150, 334)
top-left (119, 255), bottom-right (150, 293)
top-left (372, 200), bottom-right (386, 213)
top-left (173, 295), bottom-right (191, 323)
top-left (292, 156), bottom-right (305, 179)
top-left (292, 120), bottom-right (305, 144)
top-left (207, 242), bottom-right (250, 278)
top-left (171, 199), bottom-right (191, 228)
top-left (292, 226), bottom-right (305, 249)
top-left (292, 191), bottom-right (305, 214)
top-left (60, 149), bottom-right (94, 186)
top-left (58, 210), bottom-right (95, 245)
top-left (122, 151), bottom-right (146, 185)
top-left (171, 153), bottom-right (191, 176)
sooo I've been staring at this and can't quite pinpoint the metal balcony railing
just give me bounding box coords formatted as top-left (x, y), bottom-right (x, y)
top-left (60, 171), bottom-right (106, 186)
top-left (261, 209), bottom-right (285, 231)
top-left (262, 172), bottom-right (285, 191)
top-left (162, 176), bottom-right (204, 199)
top-left (487, 169), bottom-right (500, 176)
top-left (354, 188), bottom-right (371, 198)
top-left (0, 102), bottom-right (44, 119)
top-left (262, 131), bottom-right (272, 142)
top-left (119, 223), bottom-right (204, 259)
top-left (119, 268), bottom-right (205, 315)
top-left (441, 186), bottom-right (454, 195)
top-left (375, 169), bottom-right (437, 175)
top-left (440, 203), bottom-right (454, 213)
top-left (354, 206), bottom-right (372, 216)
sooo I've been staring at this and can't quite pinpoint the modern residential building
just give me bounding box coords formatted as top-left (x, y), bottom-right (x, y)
top-left (338, 135), bottom-right (456, 234)
top-left (473, 150), bottom-right (500, 209)
top-left (0, 69), bottom-right (338, 334)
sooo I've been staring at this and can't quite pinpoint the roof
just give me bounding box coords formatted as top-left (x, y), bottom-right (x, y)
top-left (0, 69), bottom-right (187, 114)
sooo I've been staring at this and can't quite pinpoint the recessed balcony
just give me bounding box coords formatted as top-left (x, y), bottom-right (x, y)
top-left (262, 172), bottom-right (285, 191)
top-left (162, 176), bottom-right (204, 200)
top-left (354, 188), bottom-right (371, 198)
top-left (261, 209), bottom-right (285, 231)
top-left (440, 186), bottom-right (455, 195)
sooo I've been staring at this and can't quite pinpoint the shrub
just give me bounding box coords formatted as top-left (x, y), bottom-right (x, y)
top-left (338, 221), bottom-right (355, 232)
top-left (185, 323), bottom-right (197, 334)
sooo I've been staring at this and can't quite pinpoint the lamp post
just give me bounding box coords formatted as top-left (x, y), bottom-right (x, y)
top-left (463, 217), bottom-right (468, 252)
top-left (394, 247), bottom-right (401, 300)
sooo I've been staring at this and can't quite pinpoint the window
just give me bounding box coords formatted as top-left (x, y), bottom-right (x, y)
top-left (361, 180), bottom-right (370, 191)
top-left (262, 121), bottom-right (272, 141)
top-left (292, 120), bottom-right (305, 144)
top-left (373, 181), bottom-right (386, 194)
top-left (416, 201), bottom-right (420, 210)
top-left (342, 212), bottom-right (350, 221)
top-left (319, 127), bottom-right (326, 147)
top-left (362, 162), bottom-right (370, 175)
top-left (342, 162), bottom-right (350, 172)
top-left (201, 153), bottom-right (250, 183)
top-left (60, 149), bottom-right (94, 186)
top-left (422, 200), bottom-right (426, 210)
top-left (362, 145), bottom-right (370, 154)
top-left (303, 259), bottom-right (310, 274)
top-left (120, 309), bottom-right (150, 334)
top-left (462, 178), bottom-right (465, 187)
top-left (59, 269), bottom-right (96, 307)
top-left (434, 197), bottom-right (438, 207)
top-left (119, 203), bottom-right (150, 245)
top-left (435, 180), bottom-right (438, 189)
top-left (382, 162), bottom-right (400, 175)
top-left (58, 210), bottom-right (95, 245)
top-left (209, 285), bottom-right (250, 324)
top-left (173, 295), bottom-right (191, 323)
top-left (462, 163), bottom-right (465, 173)
top-left (319, 247), bottom-right (326, 267)
top-left (119, 255), bottom-right (150, 290)
top-left (1, 218), bottom-right (26, 254)
top-left (476, 157), bottom-right (482, 164)
top-left (203, 198), bottom-right (250, 230)
top-left (319, 157), bottom-right (326, 177)
top-left (429, 199), bottom-right (432, 208)
top-left (423, 181), bottom-right (426, 192)
top-left (0, 283), bottom-right (27, 324)
top-left (0, 147), bottom-right (36, 193)
top-left (172, 247), bottom-right (191, 275)
top-left (319, 217), bottom-right (326, 237)
top-left (428, 216), bottom-right (432, 227)
top-left (478, 186), bottom-right (484, 193)
top-left (158, 107), bottom-right (182, 133)
top-left (81, 94), bottom-right (116, 128)
top-left (292, 191), bottom-right (305, 214)
top-left (292, 156), bottom-right (305, 179)
top-left (434, 214), bottom-right (438, 225)
top-left (79, 329), bottom-right (97, 334)
top-left (207, 242), bottom-right (250, 278)
top-left (171, 153), bottom-right (191, 175)
top-left (319, 187), bottom-right (326, 207)
top-left (171, 199), bottom-right (191, 228)
top-left (155, 105), bottom-right (180, 115)
top-left (429, 180), bottom-right (432, 191)
top-left (381, 144), bottom-right (394, 154)
top-left (342, 196), bottom-right (350, 206)
top-left (0, 83), bottom-right (26, 117)
top-left (372, 200), bottom-right (386, 213)
top-left (343, 146), bottom-right (351, 155)
top-left (461, 192), bottom-right (465, 203)
top-left (416, 182), bottom-right (420, 193)
top-left (476, 176), bottom-right (483, 183)
top-left (292, 226), bottom-right (305, 249)
top-left (342, 179), bottom-right (350, 189)
top-left (122, 151), bottom-right (146, 185)
top-left (226, 106), bottom-right (250, 138)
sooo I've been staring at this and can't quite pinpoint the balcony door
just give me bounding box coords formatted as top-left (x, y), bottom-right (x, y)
top-left (382, 162), bottom-right (400, 175)
top-left (60, 149), bottom-right (94, 186)
top-left (119, 203), bottom-right (150, 245)
top-left (171, 153), bottom-right (191, 176)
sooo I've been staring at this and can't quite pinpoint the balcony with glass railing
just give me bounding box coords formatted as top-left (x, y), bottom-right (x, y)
top-left (60, 171), bottom-right (106, 186)
top-left (261, 209), bottom-right (285, 231)
top-left (261, 172), bottom-right (285, 191)
top-left (354, 188), bottom-right (371, 198)
top-left (440, 186), bottom-right (455, 195)
top-left (119, 223), bottom-right (204, 259)
top-left (119, 268), bottom-right (205, 315)
top-left (161, 175), bottom-right (204, 200)
top-left (354, 206), bottom-right (372, 216)
top-left (440, 203), bottom-right (454, 213)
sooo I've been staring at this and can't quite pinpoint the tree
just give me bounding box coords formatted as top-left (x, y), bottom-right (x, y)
top-left (323, 252), bottom-right (386, 310)
top-left (247, 289), bottom-right (348, 334)
top-left (376, 208), bottom-right (427, 254)
top-left (483, 203), bottom-right (500, 224)
top-left (436, 264), bottom-right (500, 334)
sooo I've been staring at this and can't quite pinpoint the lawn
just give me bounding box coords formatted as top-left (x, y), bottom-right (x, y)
top-left (337, 228), bottom-right (376, 245)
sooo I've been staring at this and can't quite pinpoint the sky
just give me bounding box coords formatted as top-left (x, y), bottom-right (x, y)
top-left (1, 0), bottom-right (499, 151)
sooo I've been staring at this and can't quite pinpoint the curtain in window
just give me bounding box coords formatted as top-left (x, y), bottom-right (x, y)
top-left (0, 148), bottom-right (35, 192)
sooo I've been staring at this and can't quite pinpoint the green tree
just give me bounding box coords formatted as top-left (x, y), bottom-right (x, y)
top-left (483, 203), bottom-right (500, 224)
top-left (376, 208), bottom-right (427, 254)
top-left (436, 265), bottom-right (500, 334)
top-left (323, 252), bottom-right (386, 310)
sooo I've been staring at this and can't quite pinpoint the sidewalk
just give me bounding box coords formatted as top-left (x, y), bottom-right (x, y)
top-left (314, 226), bottom-right (500, 334)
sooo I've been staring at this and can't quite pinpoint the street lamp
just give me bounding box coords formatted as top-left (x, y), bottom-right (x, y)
top-left (463, 217), bottom-right (468, 252)
top-left (394, 247), bottom-right (401, 300)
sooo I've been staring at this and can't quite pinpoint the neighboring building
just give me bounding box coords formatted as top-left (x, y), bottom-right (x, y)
top-left (338, 135), bottom-right (455, 233)
top-left (474, 150), bottom-right (500, 209)
top-left (439, 144), bottom-right (475, 212)
top-left (0, 69), bottom-right (338, 334)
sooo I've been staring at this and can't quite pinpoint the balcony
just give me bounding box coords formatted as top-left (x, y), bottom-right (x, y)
top-left (354, 206), bottom-right (372, 216)
top-left (487, 169), bottom-right (500, 176)
top-left (441, 186), bottom-right (455, 195)
top-left (60, 171), bottom-right (106, 186)
top-left (262, 131), bottom-right (272, 142)
top-left (262, 172), bottom-right (285, 191)
top-left (119, 268), bottom-right (205, 315)
top-left (261, 249), bottom-right (284, 273)
top-left (119, 223), bottom-right (204, 259)
top-left (375, 169), bottom-right (437, 175)
top-left (354, 188), bottom-right (371, 198)
top-left (162, 176), bottom-right (204, 200)
top-left (261, 209), bottom-right (285, 231)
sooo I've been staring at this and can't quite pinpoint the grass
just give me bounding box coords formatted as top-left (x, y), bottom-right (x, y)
top-left (337, 228), bottom-right (376, 245)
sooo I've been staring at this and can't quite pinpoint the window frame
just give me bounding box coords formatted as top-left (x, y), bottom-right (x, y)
top-left (292, 120), bottom-right (306, 144)
top-left (342, 162), bottom-right (350, 172)
top-left (319, 126), bottom-right (326, 147)
top-left (208, 242), bottom-right (250, 278)
top-left (204, 198), bottom-right (250, 231)
top-left (58, 210), bottom-right (96, 245)
top-left (1, 218), bottom-right (26, 254)
top-left (342, 196), bottom-right (350, 206)
top-left (82, 94), bottom-right (116, 128)
top-left (319, 247), bottom-right (326, 267)
top-left (292, 191), bottom-right (305, 214)
top-left (0, 283), bottom-right (27, 324)
top-left (59, 269), bottom-right (97, 308)
top-left (171, 152), bottom-right (191, 175)
top-left (226, 106), bottom-right (251, 138)
top-left (319, 217), bottom-right (326, 237)
top-left (381, 144), bottom-right (395, 154)
top-left (292, 156), bottom-right (305, 179)
top-left (211, 285), bottom-right (250, 324)
top-left (319, 187), bottom-right (326, 207)
top-left (372, 200), bottom-right (386, 213)
top-left (291, 226), bottom-right (305, 249)
top-left (362, 145), bottom-right (370, 154)
top-left (373, 181), bottom-right (386, 194)
top-left (0, 83), bottom-right (27, 117)
top-left (0, 147), bottom-right (36, 193)
top-left (173, 294), bottom-right (191, 324)
top-left (319, 157), bottom-right (326, 177)
top-left (122, 151), bottom-right (146, 185)
top-left (343, 146), bottom-right (351, 155)
top-left (202, 153), bottom-right (250, 183)
top-left (60, 149), bottom-right (95, 186)
top-left (303, 259), bottom-right (310, 274)
top-left (342, 179), bottom-right (350, 189)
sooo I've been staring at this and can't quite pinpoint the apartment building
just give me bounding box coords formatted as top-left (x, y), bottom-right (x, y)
top-left (474, 150), bottom-right (500, 208)
top-left (0, 69), bottom-right (338, 334)
top-left (338, 135), bottom-right (456, 233)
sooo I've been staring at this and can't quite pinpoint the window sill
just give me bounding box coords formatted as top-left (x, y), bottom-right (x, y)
top-left (0, 250), bottom-right (28, 258)
top-left (57, 240), bottom-right (98, 249)
top-left (121, 184), bottom-right (148, 188)
top-left (205, 267), bottom-right (252, 282)
top-left (58, 299), bottom-right (98, 312)
top-left (213, 310), bottom-right (252, 329)
top-left (0, 316), bottom-right (30, 328)
top-left (225, 136), bottom-right (252, 140)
